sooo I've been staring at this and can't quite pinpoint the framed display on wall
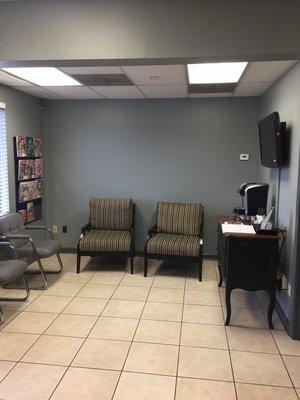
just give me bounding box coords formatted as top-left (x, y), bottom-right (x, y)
top-left (13, 136), bottom-right (43, 223)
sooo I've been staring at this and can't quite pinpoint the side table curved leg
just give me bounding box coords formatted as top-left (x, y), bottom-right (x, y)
top-left (217, 263), bottom-right (223, 287)
top-left (225, 287), bottom-right (232, 325)
top-left (268, 289), bottom-right (276, 329)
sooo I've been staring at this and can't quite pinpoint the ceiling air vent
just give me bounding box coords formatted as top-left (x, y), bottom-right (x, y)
top-left (188, 83), bottom-right (237, 94)
top-left (72, 74), bottom-right (133, 86)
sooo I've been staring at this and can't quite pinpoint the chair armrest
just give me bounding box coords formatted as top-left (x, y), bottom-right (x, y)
top-left (25, 225), bottom-right (48, 230)
top-left (25, 225), bottom-right (53, 239)
top-left (148, 224), bottom-right (157, 237)
top-left (0, 241), bottom-right (15, 247)
top-left (0, 239), bottom-right (19, 258)
top-left (4, 234), bottom-right (31, 240)
top-left (80, 222), bottom-right (91, 238)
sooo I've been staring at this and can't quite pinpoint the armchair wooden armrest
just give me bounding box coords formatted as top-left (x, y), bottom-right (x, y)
top-left (148, 224), bottom-right (157, 237)
top-left (80, 222), bottom-right (91, 237)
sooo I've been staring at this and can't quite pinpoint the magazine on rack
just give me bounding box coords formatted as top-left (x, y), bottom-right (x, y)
top-left (26, 137), bottom-right (35, 158)
top-left (18, 160), bottom-right (36, 180)
top-left (16, 136), bottom-right (27, 157)
top-left (19, 180), bottom-right (38, 202)
top-left (35, 159), bottom-right (43, 178)
top-left (36, 179), bottom-right (43, 198)
top-left (34, 138), bottom-right (42, 157)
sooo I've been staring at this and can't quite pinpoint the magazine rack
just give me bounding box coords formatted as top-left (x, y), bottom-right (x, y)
top-left (13, 136), bottom-right (43, 224)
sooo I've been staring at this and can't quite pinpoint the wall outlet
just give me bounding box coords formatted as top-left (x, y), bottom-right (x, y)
top-left (240, 153), bottom-right (250, 161)
top-left (52, 225), bottom-right (58, 234)
top-left (62, 225), bottom-right (68, 233)
top-left (287, 283), bottom-right (292, 298)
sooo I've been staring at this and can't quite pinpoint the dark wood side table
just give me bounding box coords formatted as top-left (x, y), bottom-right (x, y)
top-left (217, 215), bottom-right (280, 329)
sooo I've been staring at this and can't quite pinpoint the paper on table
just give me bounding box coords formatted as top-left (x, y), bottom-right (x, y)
top-left (221, 223), bottom-right (256, 234)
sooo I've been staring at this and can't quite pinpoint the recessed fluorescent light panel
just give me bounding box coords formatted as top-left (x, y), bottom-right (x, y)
top-left (187, 62), bottom-right (247, 84)
top-left (2, 67), bottom-right (81, 86)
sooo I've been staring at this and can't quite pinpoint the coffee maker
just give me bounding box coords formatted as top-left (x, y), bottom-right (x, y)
top-left (236, 183), bottom-right (269, 216)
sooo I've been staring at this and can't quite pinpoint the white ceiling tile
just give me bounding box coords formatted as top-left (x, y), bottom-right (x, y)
top-left (122, 65), bottom-right (186, 85)
top-left (91, 86), bottom-right (144, 99)
top-left (139, 85), bottom-right (187, 98)
top-left (0, 71), bottom-right (32, 86)
top-left (60, 66), bottom-right (123, 75)
top-left (47, 86), bottom-right (104, 99)
top-left (234, 82), bottom-right (272, 96)
top-left (241, 61), bottom-right (297, 83)
top-left (189, 93), bottom-right (232, 98)
top-left (13, 86), bottom-right (65, 99)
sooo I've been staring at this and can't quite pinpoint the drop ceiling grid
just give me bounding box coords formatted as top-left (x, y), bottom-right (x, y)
top-left (0, 60), bottom-right (297, 99)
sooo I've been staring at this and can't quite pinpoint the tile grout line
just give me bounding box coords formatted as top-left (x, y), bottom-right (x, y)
top-left (220, 288), bottom-right (238, 400)
top-left (47, 267), bottom-right (129, 399)
top-left (173, 269), bottom-right (187, 400)
top-left (254, 291), bottom-right (300, 399)
top-left (110, 261), bottom-right (158, 400)
top-left (0, 257), bottom-right (80, 383)
top-left (0, 262), bottom-right (98, 386)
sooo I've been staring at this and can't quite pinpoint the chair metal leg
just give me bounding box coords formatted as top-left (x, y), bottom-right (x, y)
top-left (19, 256), bottom-right (48, 290)
top-left (5, 259), bottom-right (47, 290)
top-left (0, 307), bottom-right (3, 323)
top-left (38, 252), bottom-right (64, 275)
top-left (56, 252), bottom-right (64, 273)
top-left (1, 274), bottom-right (30, 302)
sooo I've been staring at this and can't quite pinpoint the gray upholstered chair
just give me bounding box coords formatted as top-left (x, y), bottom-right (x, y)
top-left (0, 241), bottom-right (29, 322)
top-left (77, 197), bottom-right (135, 274)
top-left (0, 213), bottom-right (63, 289)
top-left (144, 201), bottom-right (204, 280)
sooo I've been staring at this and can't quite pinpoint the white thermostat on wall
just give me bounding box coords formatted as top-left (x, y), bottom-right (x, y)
top-left (240, 154), bottom-right (250, 161)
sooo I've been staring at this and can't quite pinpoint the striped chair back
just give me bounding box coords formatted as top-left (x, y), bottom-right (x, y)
top-left (156, 201), bottom-right (203, 236)
top-left (90, 198), bottom-right (133, 231)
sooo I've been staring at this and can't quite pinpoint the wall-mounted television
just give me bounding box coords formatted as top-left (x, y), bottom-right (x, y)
top-left (258, 112), bottom-right (286, 168)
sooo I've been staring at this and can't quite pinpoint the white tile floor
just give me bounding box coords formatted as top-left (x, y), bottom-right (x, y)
top-left (0, 254), bottom-right (299, 400)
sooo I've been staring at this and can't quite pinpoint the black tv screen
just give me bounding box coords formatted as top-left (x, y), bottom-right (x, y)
top-left (258, 112), bottom-right (283, 168)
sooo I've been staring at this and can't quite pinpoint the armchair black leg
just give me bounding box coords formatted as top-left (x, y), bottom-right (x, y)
top-left (144, 256), bottom-right (148, 277)
top-left (130, 255), bottom-right (134, 274)
top-left (77, 253), bottom-right (81, 274)
top-left (198, 248), bottom-right (203, 281)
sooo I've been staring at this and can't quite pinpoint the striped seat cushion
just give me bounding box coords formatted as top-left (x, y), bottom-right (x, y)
top-left (157, 202), bottom-right (203, 236)
top-left (79, 230), bottom-right (132, 252)
top-left (90, 198), bottom-right (133, 230)
top-left (147, 233), bottom-right (200, 257)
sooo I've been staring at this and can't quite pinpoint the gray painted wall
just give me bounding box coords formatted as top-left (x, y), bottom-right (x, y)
top-left (259, 62), bottom-right (300, 334)
top-left (0, 84), bottom-right (42, 213)
top-left (0, 0), bottom-right (299, 64)
top-left (43, 97), bottom-right (260, 254)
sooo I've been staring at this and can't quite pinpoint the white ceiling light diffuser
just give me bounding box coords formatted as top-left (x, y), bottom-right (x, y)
top-left (2, 67), bottom-right (81, 86)
top-left (187, 62), bottom-right (248, 84)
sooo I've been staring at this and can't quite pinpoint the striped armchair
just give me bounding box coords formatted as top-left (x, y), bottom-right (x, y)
top-left (144, 201), bottom-right (204, 280)
top-left (77, 198), bottom-right (135, 273)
